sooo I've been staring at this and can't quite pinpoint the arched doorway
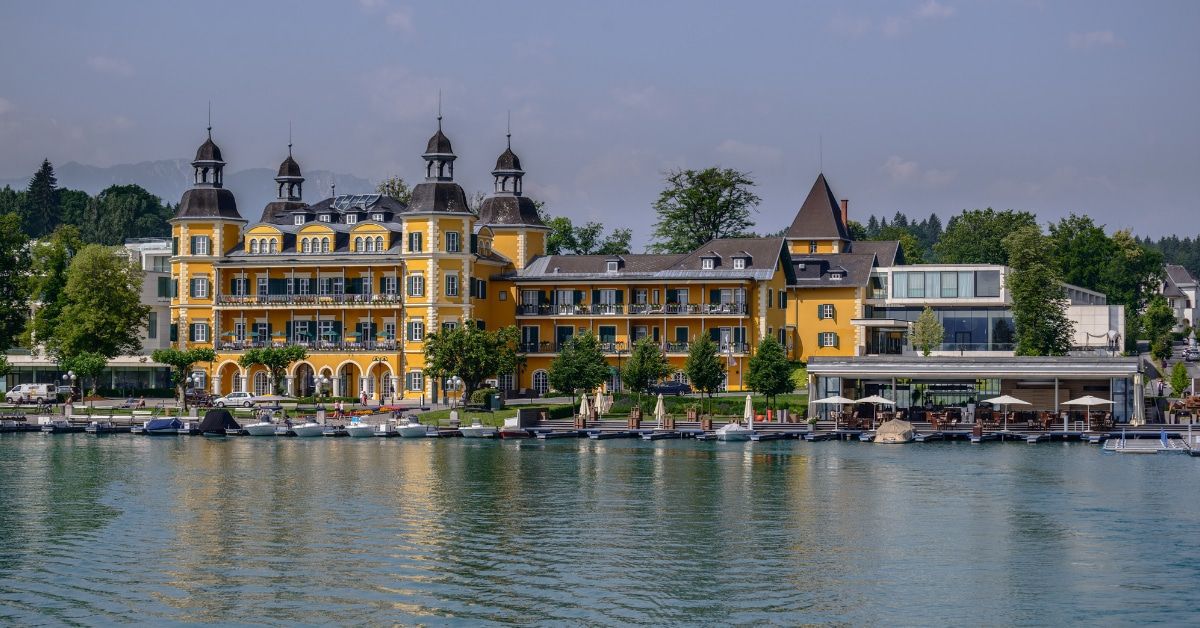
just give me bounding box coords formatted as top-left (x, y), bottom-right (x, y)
top-left (338, 362), bottom-right (361, 399)
top-left (216, 361), bottom-right (242, 395)
top-left (367, 361), bottom-right (393, 402)
top-left (293, 362), bottom-right (315, 398)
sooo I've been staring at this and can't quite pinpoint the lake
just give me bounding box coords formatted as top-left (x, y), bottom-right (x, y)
top-left (1, 434), bottom-right (1198, 625)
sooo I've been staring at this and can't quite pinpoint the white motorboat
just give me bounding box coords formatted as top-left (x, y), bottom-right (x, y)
top-left (715, 421), bottom-right (754, 442)
top-left (374, 420), bottom-right (399, 437)
top-left (243, 421), bottom-right (277, 436)
top-left (459, 420), bottom-right (497, 438)
top-left (397, 417), bottom-right (429, 438)
top-left (346, 419), bottom-right (375, 438)
top-left (291, 422), bottom-right (325, 437)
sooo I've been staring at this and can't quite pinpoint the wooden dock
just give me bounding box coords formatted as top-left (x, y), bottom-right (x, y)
top-left (1102, 437), bottom-right (1189, 454)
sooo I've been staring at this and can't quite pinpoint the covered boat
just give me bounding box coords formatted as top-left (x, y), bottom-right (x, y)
top-left (198, 409), bottom-right (240, 436)
top-left (144, 417), bottom-right (184, 435)
top-left (874, 419), bottom-right (915, 444)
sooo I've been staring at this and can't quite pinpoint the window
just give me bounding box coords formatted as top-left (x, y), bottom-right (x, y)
top-left (250, 239), bottom-right (260, 254)
top-left (301, 238), bottom-right (311, 253)
top-left (607, 261), bottom-right (618, 273)
top-left (190, 235), bottom-right (210, 255)
top-left (192, 322), bottom-right (209, 342)
top-left (407, 274), bottom-right (425, 297)
top-left (371, 213), bottom-right (383, 221)
top-left (355, 236), bottom-right (363, 251)
top-left (818, 332), bottom-right (838, 348)
top-left (157, 276), bottom-right (171, 298)
top-left (702, 258), bottom-right (714, 270)
top-left (778, 328), bottom-right (786, 346)
top-left (150, 256), bottom-right (170, 272)
top-left (268, 239), bottom-right (277, 253)
top-left (318, 214), bottom-right (331, 223)
top-left (191, 277), bottom-right (209, 298)
top-left (375, 236), bottom-right (384, 251)
top-left (778, 290), bottom-right (787, 309)
top-left (446, 231), bottom-right (461, 253)
top-left (320, 237), bottom-right (330, 253)
top-left (408, 232), bottom-right (423, 253)
top-left (294, 215), bottom-right (305, 225)
top-left (532, 370), bottom-right (549, 395)
top-left (941, 272), bottom-right (958, 298)
top-left (809, 240), bottom-right (818, 253)
top-left (407, 320), bottom-right (425, 341)
top-left (818, 304), bottom-right (835, 320)
top-left (442, 321), bottom-right (458, 332)
top-left (406, 370), bottom-right (424, 391)
top-left (230, 277), bottom-right (247, 296)
top-left (733, 258), bottom-right (746, 269)
top-left (148, 312), bottom-right (158, 339)
top-left (445, 273), bottom-right (459, 297)
top-left (253, 371), bottom-right (270, 395)
top-left (382, 276), bottom-right (398, 296)
top-left (975, 270), bottom-right (1001, 298)
top-left (346, 214), bottom-right (358, 225)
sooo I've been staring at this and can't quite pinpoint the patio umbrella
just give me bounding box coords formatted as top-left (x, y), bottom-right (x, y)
top-left (981, 395), bottom-right (1031, 432)
top-left (654, 393), bottom-right (665, 429)
top-left (1065, 395), bottom-right (1112, 432)
top-left (595, 390), bottom-right (607, 416)
top-left (579, 394), bottom-right (591, 419)
top-left (855, 395), bottom-right (896, 427)
top-left (812, 395), bottom-right (856, 431)
top-left (744, 394), bottom-right (754, 431)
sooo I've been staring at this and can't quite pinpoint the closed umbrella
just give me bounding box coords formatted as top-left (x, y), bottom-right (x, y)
top-left (1065, 395), bottom-right (1112, 432)
top-left (812, 395), bottom-right (856, 431)
top-left (654, 393), bottom-right (665, 430)
top-left (579, 394), bottom-right (591, 420)
top-left (744, 394), bottom-right (754, 431)
top-left (981, 395), bottom-right (1031, 432)
top-left (595, 390), bottom-right (607, 416)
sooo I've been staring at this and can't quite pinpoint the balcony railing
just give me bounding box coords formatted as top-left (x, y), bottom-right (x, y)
top-left (216, 294), bottom-right (402, 306)
top-left (215, 339), bottom-right (399, 352)
top-left (515, 340), bottom-right (747, 354)
top-left (516, 302), bottom-right (747, 316)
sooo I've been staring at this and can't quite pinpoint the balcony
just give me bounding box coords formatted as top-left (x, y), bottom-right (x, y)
top-left (215, 339), bottom-right (399, 352)
top-left (215, 294), bottom-right (402, 307)
top-left (515, 302), bottom-right (747, 316)
top-left (515, 340), bottom-right (747, 355)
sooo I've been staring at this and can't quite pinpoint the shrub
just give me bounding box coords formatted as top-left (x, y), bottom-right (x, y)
top-left (470, 387), bottom-right (500, 405)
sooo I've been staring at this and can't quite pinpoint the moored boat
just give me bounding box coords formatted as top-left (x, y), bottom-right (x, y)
top-left (291, 421), bottom-right (325, 437)
top-left (874, 419), bottom-right (915, 444)
top-left (243, 421), bottom-right (277, 436)
top-left (144, 417), bottom-right (184, 435)
top-left (459, 420), bottom-right (497, 438)
top-left (346, 418), bottom-right (375, 438)
top-left (715, 421), bottom-right (754, 442)
top-left (498, 417), bottom-right (531, 439)
top-left (397, 417), bottom-right (429, 438)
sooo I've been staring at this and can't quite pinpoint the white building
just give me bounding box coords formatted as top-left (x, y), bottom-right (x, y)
top-left (1161, 264), bottom-right (1198, 332)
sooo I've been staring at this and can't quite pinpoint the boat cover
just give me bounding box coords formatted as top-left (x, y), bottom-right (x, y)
top-left (198, 409), bottom-right (240, 433)
top-left (874, 419), bottom-right (915, 443)
top-left (145, 418), bottom-right (183, 431)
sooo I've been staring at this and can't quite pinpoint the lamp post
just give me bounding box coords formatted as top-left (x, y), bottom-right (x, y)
top-left (448, 376), bottom-right (463, 410)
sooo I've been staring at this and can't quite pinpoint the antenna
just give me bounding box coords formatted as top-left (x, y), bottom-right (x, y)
top-left (437, 90), bottom-right (443, 130)
top-left (819, 134), bottom-right (823, 173)
top-left (506, 110), bottom-right (511, 148)
top-left (207, 101), bottom-right (212, 138)
top-left (288, 122), bottom-right (293, 157)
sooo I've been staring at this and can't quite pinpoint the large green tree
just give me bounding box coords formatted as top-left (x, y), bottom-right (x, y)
top-left (238, 346), bottom-right (308, 396)
top-left (650, 167), bottom-right (759, 253)
top-left (548, 331), bottom-right (610, 404)
top-left (684, 334), bottom-right (726, 407)
top-left (61, 351), bottom-right (107, 397)
top-left (1169, 361), bottom-right (1191, 398)
top-left (51, 244), bottom-right (151, 362)
top-left (25, 225), bottom-right (84, 351)
top-left (911, 306), bottom-right (944, 356)
top-left (1004, 226), bottom-right (1074, 356)
top-left (1103, 230), bottom-right (1165, 352)
top-left (745, 336), bottom-right (792, 408)
top-left (151, 347), bottom-right (217, 410)
top-left (80, 184), bottom-right (172, 245)
top-left (540, 208), bottom-right (632, 255)
top-left (376, 175), bottom-right (413, 204)
top-left (423, 322), bottom-right (520, 402)
top-left (620, 337), bottom-right (673, 406)
top-left (21, 159), bottom-right (60, 238)
top-left (934, 208), bottom-right (1038, 265)
top-left (1048, 213), bottom-right (1113, 292)
top-left (1142, 295), bottom-right (1176, 362)
top-left (0, 213), bottom-right (30, 377)
top-left (57, 188), bottom-right (91, 228)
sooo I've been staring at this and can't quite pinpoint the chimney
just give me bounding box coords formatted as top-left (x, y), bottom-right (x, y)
top-left (839, 199), bottom-right (849, 229)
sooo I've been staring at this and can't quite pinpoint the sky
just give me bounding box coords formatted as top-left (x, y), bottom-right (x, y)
top-left (0, 0), bottom-right (1197, 247)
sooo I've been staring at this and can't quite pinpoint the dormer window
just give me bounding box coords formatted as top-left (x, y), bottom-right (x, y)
top-left (371, 213), bottom-right (384, 221)
top-left (346, 214), bottom-right (358, 225)
top-left (733, 258), bottom-right (746, 270)
top-left (702, 258), bottom-right (714, 270)
top-left (318, 214), bottom-right (331, 223)
top-left (830, 272), bottom-right (844, 280)
top-left (294, 215), bottom-right (305, 225)
top-left (607, 261), bottom-right (619, 273)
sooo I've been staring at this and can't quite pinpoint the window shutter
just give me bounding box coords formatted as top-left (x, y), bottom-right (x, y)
top-left (172, 238), bottom-right (179, 255)
top-left (285, 321), bottom-right (293, 339)
top-left (830, 304), bottom-right (836, 318)
top-left (574, 290), bottom-right (584, 305)
top-left (592, 289), bottom-right (600, 304)
top-left (817, 304), bottom-right (824, 319)
top-left (188, 324), bottom-right (195, 342)
top-left (817, 333), bottom-right (824, 348)
top-left (230, 278), bottom-right (238, 294)
top-left (540, 290), bottom-right (548, 305)
top-left (710, 289), bottom-right (720, 304)
top-left (171, 279), bottom-right (178, 297)
top-left (266, 323), bottom-right (273, 338)
top-left (189, 236), bottom-right (196, 253)
top-left (205, 324), bottom-right (211, 342)
top-left (666, 290), bottom-right (677, 305)
top-left (615, 290), bottom-right (624, 304)
top-left (710, 328), bottom-right (720, 341)
top-left (333, 321), bottom-right (342, 339)
top-left (170, 323), bottom-right (178, 341)
top-left (833, 333), bottom-right (840, 348)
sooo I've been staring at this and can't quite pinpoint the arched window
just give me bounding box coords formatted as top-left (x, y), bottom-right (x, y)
top-left (253, 371), bottom-right (270, 395)
top-left (355, 236), bottom-right (363, 252)
top-left (269, 239), bottom-right (277, 253)
top-left (250, 239), bottom-right (259, 254)
top-left (301, 238), bottom-right (310, 253)
top-left (532, 370), bottom-right (549, 396)
top-left (499, 372), bottom-right (514, 392)
top-left (375, 236), bottom-right (384, 251)
top-left (365, 238), bottom-right (374, 253)
top-left (321, 237), bottom-right (330, 253)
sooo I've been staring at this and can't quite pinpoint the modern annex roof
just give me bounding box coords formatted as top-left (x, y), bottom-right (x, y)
top-left (784, 173), bottom-right (849, 241)
top-left (504, 237), bottom-right (796, 282)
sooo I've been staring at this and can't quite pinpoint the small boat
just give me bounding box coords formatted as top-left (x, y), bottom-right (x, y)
top-left (291, 421), bottom-right (325, 437)
top-left (346, 419), bottom-right (375, 438)
top-left (459, 420), bottom-right (497, 438)
top-left (397, 417), bottom-right (429, 438)
top-left (198, 409), bottom-right (241, 437)
top-left (243, 421), bottom-right (277, 436)
top-left (144, 417), bottom-right (184, 435)
top-left (85, 420), bottom-right (115, 434)
top-left (41, 418), bottom-right (83, 434)
top-left (498, 417), bottom-right (532, 439)
top-left (374, 420), bottom-right (399, 437)
top-left (715, 421), bottom-right (754, 442)
top-left (874, 419), bottom-right (915, 444)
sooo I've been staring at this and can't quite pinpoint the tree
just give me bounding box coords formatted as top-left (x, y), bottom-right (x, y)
top-left (51, 244), bottom-right (150, 362)
top-left (650, 167), bottom-right (759, 253)
top-left (620, 338), bottom-right (672, 406)
top-left (911, 306), bottom-right (944, 356)
top-left (26, 225), bottom-right (83, 351)
top-left (745, 336), bottom-right (792, 408)
top-left (57, 188), bottom-right (90, 228)
top-left (1103, 230), bottom-right (1165, 352)
top-left (21, 159), bottom-right (60, 238)
top-left (540, 210), bottom-right (632, 255)
top-left (1048, 213), bottom-right (1113, 292)
top-left (151, 347), bottom-right (216, 410)
top-left (685, 334), bottom-right (725, 410)
top-left (1169, 361), bottom-right (1191, 398)
top-left (846, 219), bottom-right (868, 241)
top-left (934, 208), bottom-right (1038, 265)
top-left (376, 176), bottom-right (413, 204)
top-left (238, 346), bottom-right (308, 396)
top-left (1004, 226), bottom-right (1074, 356)
top-left (61, 351), bottom-right (107, 396)
top-left (81, 184), bottom-right (172, 245)
top-left (548, 331), bottom-right (610, 404)
top-left (1142, 295), bottom-right (1176, 362)
top-left (0, 214), bottom-right (30, 355)
top-left (423, 322), bottom-right (520, 402)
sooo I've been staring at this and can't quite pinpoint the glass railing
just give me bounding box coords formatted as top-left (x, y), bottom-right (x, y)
top-left (215, 339), bottom-right (399, 352)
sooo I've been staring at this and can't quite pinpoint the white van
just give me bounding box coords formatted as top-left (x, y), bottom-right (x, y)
top-left (5, 383), bottom-right (58, 404)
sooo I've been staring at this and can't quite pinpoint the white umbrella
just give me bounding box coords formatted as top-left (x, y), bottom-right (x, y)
top-left (812, 395), bottom-right (856, 431)
top-left (744, 394), bottom-right (754, 431)
top-left (1065, 395), bottom-right (1112, 432)
top-left (981, 394), bottom-right (1030, 432)
top-left (595, 390), bottom-right (606, 416)
top-left (579, 394), bottom-right (591, 420)
top-left (654, 393), bottom-right (665, 430)
top-left (854, 395), bottom-right (895, 429)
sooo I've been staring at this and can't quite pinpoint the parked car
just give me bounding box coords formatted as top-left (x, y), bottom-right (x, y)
top-left (5, 383), bottom-right (58, 404)
top-left (1185, 348), bottom-right (1199, 362)
top-left (649, 380), bottom-right (692, 396)
top-left (212, 391), bottom-right (256, 408)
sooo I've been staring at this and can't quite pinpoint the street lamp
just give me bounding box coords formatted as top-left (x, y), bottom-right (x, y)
top-left (62, 370), bottom-right (76, 402)
top-left (448, 376), bottom-right (463, 409)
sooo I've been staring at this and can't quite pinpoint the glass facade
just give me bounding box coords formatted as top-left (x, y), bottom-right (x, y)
top-left (868, 306), bottom-right (1014, 352)
top-left (891, 270), bottom-right (1000, 299)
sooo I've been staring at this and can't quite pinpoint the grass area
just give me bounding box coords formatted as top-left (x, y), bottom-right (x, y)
top-left (416, 403), bottom-right (576, 427)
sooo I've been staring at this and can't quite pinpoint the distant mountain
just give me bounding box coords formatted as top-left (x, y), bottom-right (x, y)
top-left (0, 160), bottom-right (373, 223)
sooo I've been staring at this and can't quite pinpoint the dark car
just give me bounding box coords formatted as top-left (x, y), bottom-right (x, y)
top-left (649, 380), bottom-right (692, 396)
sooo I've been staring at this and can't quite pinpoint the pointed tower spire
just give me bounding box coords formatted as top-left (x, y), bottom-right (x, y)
top-left (506, 110), bottom-right (512, 148)
top-left (207, 101), bottom-right (212, 138)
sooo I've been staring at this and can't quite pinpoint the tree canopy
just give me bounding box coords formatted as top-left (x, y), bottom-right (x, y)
top-left (935, 208), bottom-right (1038, 265)
top-left (376, 176), bottom-right (413, 204)
top-left (911, 306), bottom-right (944, 356)
top-left (620, 338), bottom-right (672, 404)
top-left (51, 244), bottom-right (150, 362)
top-left (237, 346), bottom-right (308, 395)
top-left (423, 322), bottom-right (520, 401)
top-left (1004, 226), bottom-right (1074, 356)
top-left (745, 336), bottom-right (792, 407)
top-left (80, 184), bottom-right (173, 245)
top-left (548, 331), bottom-right (610, 402)
top-left (151, 347), bottom-right (216, 409)
top-left (685, 334), bottom-right (726, 400)
top-left (0, 213), bottom-right (30, 354)
top-left (538, 202), bottom-right (632, 255)
top-left (650, 167), bottom-right (759, 253)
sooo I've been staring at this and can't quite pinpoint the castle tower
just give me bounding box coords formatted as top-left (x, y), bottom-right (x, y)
top-left (477, 128), bottom-right (548, 269)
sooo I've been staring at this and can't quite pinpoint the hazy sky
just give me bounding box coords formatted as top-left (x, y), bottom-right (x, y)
top-left (1, 0), bottom-right (1197, 246)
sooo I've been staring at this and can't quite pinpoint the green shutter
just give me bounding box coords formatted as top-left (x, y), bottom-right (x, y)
top-left (710, 328), bottom-right (720, 341)
top-left (169, 323), bottom-right (178, 341)
top-left (205, 324), bottom-right (211, 342)
top-left (286, 321), bottom-right (293, 339)
top-left (710, 289), bottom-right (720, 304)
top-left (615, 290), bottom-right (624, 304)
top-left (817, 304), bottom-right (824, 319)
top-left (592, 289), bottom-right (600, 304)
top-left (666, 290), bottom-right (678, 304)
top-left (833, 333), bottom-right (840, 348)
top-left (172, 237), bottom-right (179, 255)
top-left (830, 304), bottom-right (836, 318)
top-left (574, 290), bottom-right (584, 305)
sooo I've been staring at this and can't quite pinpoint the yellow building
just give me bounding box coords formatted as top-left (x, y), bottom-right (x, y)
top-left (170, 122), bottom-right (896, 400)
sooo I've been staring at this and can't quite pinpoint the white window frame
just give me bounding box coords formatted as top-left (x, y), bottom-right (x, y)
top-left (733, 257), bottom-right (746, 269)
top-left (407, 320), bottom-right (425, 342)
top-left (371, 213), bottom-right (383, 221)
top-left (532, 369), bottom-right (549, 395)
top-left (294, 215), bottom-right (305, 225)
top-left (702, 258), bottom-right (714, 270)
top-left (406, 370), bottom-right (424, 391)
top-left (346, 214), bottom-right (358, 225)
top-left (607, 261), bottom-right (618, 273)
top-left (192, 322), bottom-right (209, 342)
top-left (318, 214), bottom-right (331, 223)
top-left (445, 273), bottom-right (459, 297)
top-left (446, 231), bottom-right (461, 253)
top-left (407, 274), bottom-right (425, 297)
top-left (192, 276), bottom-right (209, 298)
top-left (820, 304), bottom-right (835, 320)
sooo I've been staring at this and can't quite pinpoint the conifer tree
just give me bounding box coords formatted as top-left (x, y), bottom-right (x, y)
top-left (23, 159), bottom-right (60, 237)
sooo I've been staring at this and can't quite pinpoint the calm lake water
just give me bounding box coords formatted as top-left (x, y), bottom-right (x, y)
top-left (1, 434), bottom-right (1198, 626)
